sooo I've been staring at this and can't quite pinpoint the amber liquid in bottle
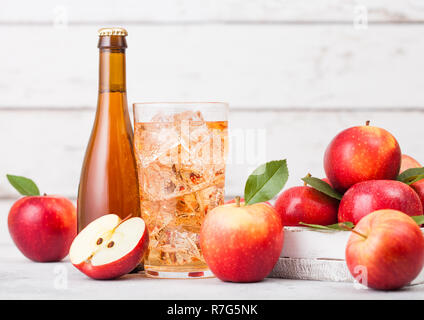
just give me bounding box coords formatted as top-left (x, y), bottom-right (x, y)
top-left (77, 29), bottom-right (140, 232)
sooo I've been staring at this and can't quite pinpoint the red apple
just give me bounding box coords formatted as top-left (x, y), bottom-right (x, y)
top-left (410, 180), bottom-right (424, 209)
top-left (338, 180), bottom-right (423, 225)
top-left (69, 214), bottom-right (149, 280)
top-left (346, 209), bottom-right (424, 290)
top-left (274, 186), bottom-right (339, 226)
top-left (8, 195), bottom-right (76, 262)
top-left (324, 122), bottom-right (401, 193)
top-left (399, 154), bottom-right (424, 208)
top-left (200, 201), bottom-right (284, 282)
top-left (400, 154), bottom-right (421, 173)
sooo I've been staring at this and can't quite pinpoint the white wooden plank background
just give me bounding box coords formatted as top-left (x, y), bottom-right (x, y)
top-left (2, 25), bottom-right (424, 109)
top-left (2, 0), bottom-right (424, 23)
top-left (1, 1), bottom-right (424, 201)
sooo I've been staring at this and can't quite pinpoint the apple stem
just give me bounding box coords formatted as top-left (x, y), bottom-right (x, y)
top-left (338, 223), bottom-right (367, 239)
top-left (304, 173), bottom-right (312, 186)
top-left (365, 120), bottom-right (370, 126)
top-left (351, 229), bottom-right (368, 240)
top-left (114, 213), bottom-right (133, 231)
top-left (121, 213), bottom-right (133, 223)
top-left (43, 193), bottom-right (47, 196)
top-left (235, 196), bottom-right (241, 207)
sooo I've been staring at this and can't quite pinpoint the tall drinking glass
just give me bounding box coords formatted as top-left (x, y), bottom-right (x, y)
top-left (133, 102), bottom-right (228, 278)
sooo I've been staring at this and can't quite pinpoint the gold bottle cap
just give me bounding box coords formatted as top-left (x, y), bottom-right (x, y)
top-left (98, 27), bottom-right (128, 37)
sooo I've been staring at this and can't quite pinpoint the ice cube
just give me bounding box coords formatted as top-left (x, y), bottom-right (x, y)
top-left (172, 110), bottom-right (204, 122)
top-left (151, 111), bottom-right (173, 122)
top-left (137, 122), bottom-right (180, 168)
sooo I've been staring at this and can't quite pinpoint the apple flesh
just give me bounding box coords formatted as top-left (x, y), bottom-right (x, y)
top-left (8, 195), bottom-right (76, 262)
top-left (69, 214), bottom-right (149, 280)
top-left (200, 202), bottom-right (284, 282)
top-left (274, 186), bottom-right (339, 226)
top-left (324, 123), bottom-right (401, 193)
top-left (346, 209), bottom-right (424, 290)
top-left (338, 180), bottom-right (423, 225)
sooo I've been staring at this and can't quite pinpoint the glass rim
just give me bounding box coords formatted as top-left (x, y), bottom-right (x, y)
top-left (133, 101), bottom-right (229, 108)
top-left (133, 102), bottom-right (228, 122)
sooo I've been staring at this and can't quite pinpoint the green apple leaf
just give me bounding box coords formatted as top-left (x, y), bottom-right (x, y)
top-left (299, 221), bottom-right (354, 231)
top-left (6, 174), bottom-right (40, 196)
top-left (397, 168), bottom-right (424, 185)
top-left (244, 160), bottom-right (289, 205)
top-left (411, 215), bottom-right (424, 226)
top-left (406, 174), bottom-right (424, 185)
top-left (301, 175), bottom-right (343, 200)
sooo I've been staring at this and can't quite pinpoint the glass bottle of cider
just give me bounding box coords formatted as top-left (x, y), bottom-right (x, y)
top-left (77, 28), bottom-right (140, 232)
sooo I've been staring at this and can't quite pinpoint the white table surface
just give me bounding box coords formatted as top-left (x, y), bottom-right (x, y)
top-left (2, 241), bottom-right (424, 300)
top-left (1, 200), bottom-right (424, 300)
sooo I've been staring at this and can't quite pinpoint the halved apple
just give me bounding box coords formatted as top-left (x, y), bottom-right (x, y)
top-left (69, 214), bottom-right (149, 280)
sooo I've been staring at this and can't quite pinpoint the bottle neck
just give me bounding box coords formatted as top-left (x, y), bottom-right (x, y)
top-left (98, 48), bottom-right (126, 93)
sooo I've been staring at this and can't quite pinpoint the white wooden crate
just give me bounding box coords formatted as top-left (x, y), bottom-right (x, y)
top-left (269, 227), bottom-right (424, 286)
